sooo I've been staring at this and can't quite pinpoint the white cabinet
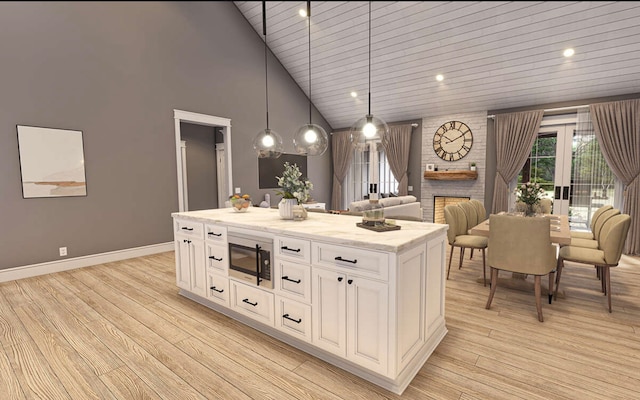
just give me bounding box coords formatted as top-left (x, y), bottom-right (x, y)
top-left (230, 280), bottom-right (274, 326)
top-left (312, 266), bottom-right (389, 375)
top-left (206, 272), bottom-right (229, 306)
top-left (175, 234), bottom-right (206, 298)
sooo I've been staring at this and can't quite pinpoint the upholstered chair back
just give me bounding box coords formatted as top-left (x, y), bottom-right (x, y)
top-left (470, 199), bottom-right (487, 222)
top-left (590, 204), bottom-right (614, 232)
top-left (598, 214), bottom-right (631, 265)
top-left (593, 208), bottom-right (621, 241)
top-left (458, 201), bottom-right (479, 229)
top-left (488, 215), bottom-right (555, 275)
top-left (444, 205), bottom-right (467, 245)
top-left (538, 198), bottom-right (553, 214)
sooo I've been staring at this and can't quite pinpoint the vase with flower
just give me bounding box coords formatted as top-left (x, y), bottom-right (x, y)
top-left (513, 182), bottom-right (546, 216)
top-left (276, 162), bottom-right (313, 220)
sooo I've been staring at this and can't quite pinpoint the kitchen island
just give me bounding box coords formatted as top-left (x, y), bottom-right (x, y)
top-left (172, 207), bottom-right (448, 395)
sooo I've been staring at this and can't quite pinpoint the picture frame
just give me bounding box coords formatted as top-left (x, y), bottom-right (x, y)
top-left (17, 125), bottom-right (87, 198)
top-left (426, 163), bottom-right (435, 172)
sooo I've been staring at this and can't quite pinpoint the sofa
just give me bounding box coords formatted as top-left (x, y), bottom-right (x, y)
top-left (344, 195), bottom-right (423, 221)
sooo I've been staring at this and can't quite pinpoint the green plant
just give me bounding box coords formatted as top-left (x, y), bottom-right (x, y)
top-left (276, 162), bottom-right (313, 204)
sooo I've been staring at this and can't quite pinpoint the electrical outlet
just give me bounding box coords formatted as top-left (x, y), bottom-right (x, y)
top-left (235, 187), bottom-right (241, 194)
top-left (408, 185), bottom-right (413, 191)
top-left (59, 247), bottom-right (67, 257)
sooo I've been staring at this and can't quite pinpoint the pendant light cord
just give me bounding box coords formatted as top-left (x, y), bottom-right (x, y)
top-left (308, 1), bottom-right (312, 124)
top-left (263, 1), bottom-right (270, 130)
top-left (367, 1), bottom-right (371, 116)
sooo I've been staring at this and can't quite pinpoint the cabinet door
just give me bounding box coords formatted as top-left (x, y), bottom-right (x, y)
top-left (312, 268), bottom-right (346, 356)
top-left (190, 239), bottom-right (207, 298)
top-left (175, 237), bottom-right (191, 290)
top-left (206, 243), bottom-right (228, 275)
top-left (347, 276), bottom-right (388, 375)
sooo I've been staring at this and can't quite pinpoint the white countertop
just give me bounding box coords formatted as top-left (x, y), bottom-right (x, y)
top-left (172, 207), bottom-right (448, 253)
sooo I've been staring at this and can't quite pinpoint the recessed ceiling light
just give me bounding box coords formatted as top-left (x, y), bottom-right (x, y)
top-left (563, 48), bottom-right (575, 57)
top-left (436, 74), bottom-right (444, 82)
top-left (350, 91), bottom-right (358, 98)
top-left (299, 9), bottom-right (307, 17)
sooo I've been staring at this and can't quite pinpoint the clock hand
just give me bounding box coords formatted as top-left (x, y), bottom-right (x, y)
top-left (445, 133), bottom-right (464, 144)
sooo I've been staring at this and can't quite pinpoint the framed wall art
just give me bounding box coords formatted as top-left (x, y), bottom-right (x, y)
top-left (17, 125), bottom-right (87, 198)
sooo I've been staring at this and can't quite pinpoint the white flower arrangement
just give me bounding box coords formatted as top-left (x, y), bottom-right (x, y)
top-left (276, 162), bottom-right (313, 204)
top-left (514, 182), bottom-right (545, 206)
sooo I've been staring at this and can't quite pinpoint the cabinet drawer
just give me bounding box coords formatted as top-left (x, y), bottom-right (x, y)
top-left (275, 236), bottom-right (311, 263)
top-left (312, 242), bottom-right (389, 281)
top-left (205, 224), bottom-right (227, 244)
top-left (275, 296), bottom-right (312, 342)
top-left (230, 281), bottom-right (274, 326)
top-left (175, 219), bottom-right (204, 239)
top-left (206, 273), bottom-right (229, 306)
top-left (206, 243), bottom-right (228, 274)
top-left (275, 260), bottom-right (311, 304)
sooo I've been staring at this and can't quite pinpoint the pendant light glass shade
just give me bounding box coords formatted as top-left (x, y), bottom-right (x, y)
top-left (254, 1), bottom-right (283, 158)
top-left (254, 128), bottom-right (284, 158)
top-left (293, 123), bottom-right (328, 156)
top-left (349, 1), bottom-right (387, 146)
top-left (294, 1), bottom-right (328, 156)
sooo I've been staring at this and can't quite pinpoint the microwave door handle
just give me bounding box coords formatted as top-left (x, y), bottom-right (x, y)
top-left (255, 244), bottom-right (261, 286)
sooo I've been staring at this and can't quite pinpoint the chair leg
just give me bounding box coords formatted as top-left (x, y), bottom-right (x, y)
top-left (534, 275), bottom-right (543, 322)
top-left (458, 247), bottom-right (465, 269)
top-left (482, 248), bottom-right (487, 287)
top-left (485, 268), bottom-right (498, 310)
top-left (605, 266), bottom-right (612, 313)
top-left (548, 271), bottom-right (554, 304)
top-left (600, 266), bottom-right (606, 294)
top-left (470, 248), bottom-right (474, 260)
top-left (447, 245), bottom-right (454, 280)
top-left (554, 258), bottom-right (563, 300)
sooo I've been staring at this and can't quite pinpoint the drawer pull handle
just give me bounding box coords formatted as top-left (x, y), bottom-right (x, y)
top-left (208, 232), bottom-right (222, 237)
top-left (210, 286), bottom-right (224, 293)
top-left (183, 239), bottom-right (191, 243)
top-left (335, 256), bottom-right (357, 264)
top-left (281, 246), bottom-right (301, 253)
top-left (242, 298), bottom-right (258, 307)
top-left (283, 314), bottom-right (302, 324)
top-left (181, 227), bottom-right (194, 231)
top-left (282, 276), bottom-right (301, 284)
top-left (337, 277), bottom-right (344, 282)
top-left (348, 279), bottom-right (353, 285)
top-left (209, 256), bottom-right (223, 261)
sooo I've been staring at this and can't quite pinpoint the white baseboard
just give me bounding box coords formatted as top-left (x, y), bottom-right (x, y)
top-left (0, 242), bottom-right (174, 283)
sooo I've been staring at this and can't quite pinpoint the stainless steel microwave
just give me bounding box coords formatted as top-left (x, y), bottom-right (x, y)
top-left (227, 232), bottom-right (273, 289)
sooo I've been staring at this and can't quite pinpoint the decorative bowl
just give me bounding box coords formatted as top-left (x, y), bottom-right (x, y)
top-left (230, 198), bottom-right (251, 212)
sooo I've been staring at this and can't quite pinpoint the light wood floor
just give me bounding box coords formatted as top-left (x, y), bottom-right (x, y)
top-left (1, 249), bottom-right (639, 399)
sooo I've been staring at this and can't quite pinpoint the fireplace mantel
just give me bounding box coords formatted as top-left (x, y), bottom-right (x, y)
top-left (423, 170), bottom-right (478, 180)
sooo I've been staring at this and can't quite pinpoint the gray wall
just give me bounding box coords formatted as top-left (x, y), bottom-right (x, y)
top-left (181, 122), bottom-right (218, 211)
top-left (0, 2), bottom-right (332, 270)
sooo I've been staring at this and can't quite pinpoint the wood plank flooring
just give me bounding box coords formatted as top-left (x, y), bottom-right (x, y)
top-left (1, 249), bottom-right (639, 399)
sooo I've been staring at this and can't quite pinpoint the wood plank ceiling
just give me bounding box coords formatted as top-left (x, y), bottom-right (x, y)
top-left (234, 1), bottom-right (640, 130)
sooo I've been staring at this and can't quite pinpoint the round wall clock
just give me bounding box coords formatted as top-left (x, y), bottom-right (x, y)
top-left (432, 120), bottom-right (473, 161)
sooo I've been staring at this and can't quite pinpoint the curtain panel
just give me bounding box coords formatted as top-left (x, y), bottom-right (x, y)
top-left (330, 130), bottom-right (354, 210)
top-left (491, 110), bottom-right (544, 214)
top-left (382, 124), bottom-right (413, 195)
top-left (590, 99), bottom-right (640, 255)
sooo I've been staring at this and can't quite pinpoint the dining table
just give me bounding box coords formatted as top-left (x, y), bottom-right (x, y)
top-left (469, 212), bottom-right (571, 245)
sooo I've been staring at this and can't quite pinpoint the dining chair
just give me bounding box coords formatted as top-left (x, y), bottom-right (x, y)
top-left (469, 199), bottom-right (487, 223)
top-left (444, 205), bottom-right (487, 285)
top-left (458, 201), bottom-right (481, 260)
top-left (485, 214), bottom-right (557, 322)
top-left (538, 198), bottom-right (553, 214)
top-left (570, 208), bottom-right (620, 249)
top-left (555, 213), bottom-right (631, 312)
top-left (570, 204), bottom-right (613, 240)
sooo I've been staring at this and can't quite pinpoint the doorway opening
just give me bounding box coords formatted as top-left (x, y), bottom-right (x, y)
top-left (174, 110), bottom-right (233, 212)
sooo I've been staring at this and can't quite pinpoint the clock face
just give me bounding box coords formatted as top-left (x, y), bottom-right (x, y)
top-left (433, 121), bottom-right (473, 161)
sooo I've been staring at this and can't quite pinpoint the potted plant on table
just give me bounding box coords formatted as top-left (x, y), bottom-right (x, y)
top-left (513, 182), bottom-right (545, 216)
top-left (276, 162), bottom-right (313, 219)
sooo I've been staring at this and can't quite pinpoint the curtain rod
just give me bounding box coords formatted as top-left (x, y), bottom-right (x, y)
top-left (487, 104), bottom-right (589, 119)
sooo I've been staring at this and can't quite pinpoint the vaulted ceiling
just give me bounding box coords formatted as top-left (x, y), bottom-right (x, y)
top-left (234, 1), bottom-right (640, 130)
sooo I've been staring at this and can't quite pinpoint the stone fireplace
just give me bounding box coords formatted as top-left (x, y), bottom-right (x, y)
top-left (433, 196), bottom-right (470, 224)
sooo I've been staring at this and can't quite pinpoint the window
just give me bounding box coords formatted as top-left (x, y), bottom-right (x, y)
top-left (346, 141), bottom-right (398, 204)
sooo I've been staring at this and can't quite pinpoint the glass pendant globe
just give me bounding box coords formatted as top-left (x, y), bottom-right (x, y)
top-left (293, 123), bottom-right (328, 156)
top-left (253, 128), bottom-right (283, 158)
top-left (349, 114), bottom-right (389, 145)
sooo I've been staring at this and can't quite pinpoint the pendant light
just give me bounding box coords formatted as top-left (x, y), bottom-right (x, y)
top-left (253, 1), bottom-right (283, 158)
top-left (293, 1), bottom-right (329, 156)
top-left (349, 1), bottom-right (389, 145)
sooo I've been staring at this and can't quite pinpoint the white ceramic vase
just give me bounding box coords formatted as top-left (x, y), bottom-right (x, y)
top-left (278, 198), bottom-right (298, 220)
